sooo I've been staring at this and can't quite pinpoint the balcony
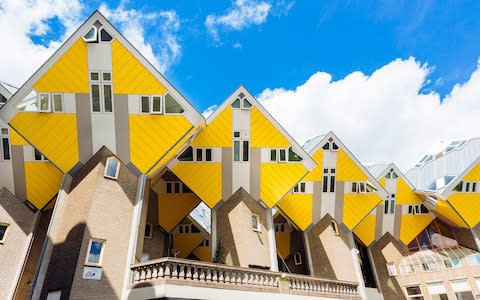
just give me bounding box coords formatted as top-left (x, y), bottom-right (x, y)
top-left (128, 257), bottom-right (360, 299)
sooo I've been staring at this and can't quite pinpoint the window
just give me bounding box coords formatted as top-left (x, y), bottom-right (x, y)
top-left (352, 182), bottom-right (376, 193)
top-left (384, 194), bottom-right (395, 214)
top-left (385, 168), bottom-right (398, 179)
top-left (427, 282), bottom-right (448, 300)
top-left (288, 147), bottom-right (303, 161)
top-left (322, 137), bottom-right (339, 152)
top-left (165, 93), bottom-right (185, 113)
top-left (323, 168), bottom-right (335, 193)
top-left (178, 146), bottom-right (212, 162)
top-left (0, 223), bottom-right (9, 243)
top-left (179, 224), bottom-right (190, 234)
top-left (100, 28), bottom-right (113, 42)
top-left (407, 204), bottom-right (429, 215)
top-left (1, 128), bottom-right (10, 160)
top-left (275, 223), bottom-right (286, 232)
top-left (451, 279), bottom-right (474, 300)
top-left (466, 254), bottom-right (480, 266)
top-left (144, 223), bottom-right (153, 239)
top-left (405, 285), bottom-right (424, 300)
top-left (399, 263), bottom-right (414, 275)
top-left (140, 95), bottom-right (162, 114)
top-left (331, 220), bottom-right (339, 235)
top-left (456, 181), bottom-right (479, 193)
top-left (233, 131), bottom-right (249, 162)
top-left (386, 262), bottom-right (397, 276)
top-left (200, 239), bottom-right (210, 247)
top-left (231, 94), bottom-right (253, 110)
top-left (37, 93), bottom-right (63, 112)
top-left (166, 182), bottom-right (192, 194)
top-left (293, 182), bottom-right (306, 193)
top-left (294, 252), bottom-right (302, 265)
top-left (178, 146), bottom-right (193, 161)
top-left (251, 214), bottom-right (260, 232)
top-left (271, 148), bottom-right (303, 162)
top-left (46, 290), bottom-right (62, 300)
top-left (104, 157), bottom-right (120, 179)
top-left (83, 26), bottom-right (113, 43)
top-left (85, 239), bottom-right (105, 266)
top-left (443, 257), bottom-right (460, 269)
top-left (34, 149), bottom-right (48, 161)
top-left (422, 260), bottom-right (437, 272)
top-left (90, 71), bottom-right (113, 113)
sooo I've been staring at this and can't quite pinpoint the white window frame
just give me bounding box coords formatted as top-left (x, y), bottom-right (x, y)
top-left (34, 148), bottom-right (48, 161)
top-left (293, 182), bottom-right (306, 194)
top-left (200, 239), bottom-right (210, 247)
top-left (231, 96), bottom-right (253, 110)
top-left (384, 194), bottom-right (395, 214)
top-left (405, 285), bottom-right (424, 299)
top-left (178, 224), bottom-right (192, 234)
top-left (98, 27), bottom-right (114, 43)
top-left (0, 128), bottom-right (10, 161)
top-left (140, 95), bottom-right (163, 114)
top-left (85, 238), bottom-right (106, 266)
top-left (322, 168), bottom-right (336, 193)
top-left (38, 93), bottom-right (64, 113)
top-left (322, 137), bottom-right (339, 152)
top-left (294, 252), bottom-right (302, 265)
top-left (399, 263), bottom-right (415, 275)
top-left (83, 26), bottom-right (98, 42)
top-left (275, 223), bottom-right (286, 232)
top-left (104, 157), bottom-right (120, 180)
top-left (233, 130), bottom-right (249, 163)
top-left (251, 214), bottom-right (260, 232)
top-left (90, 71), bottom-right (113, 113)
top-left (0, 222), bottom-right (9, 244)
top-left (386, 262), bottom-right (397, 276)
top-left (164, 92), bottom-right (185, 114)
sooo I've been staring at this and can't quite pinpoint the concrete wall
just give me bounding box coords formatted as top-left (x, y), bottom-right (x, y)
top-left (0, 187), bottom-right (36, 299)
top-left (142, 190), bottom-right (168, 260)
top-left (306, 214), bottom-right (357, 282)
top-left (215, 188), bottom-right (272, 268)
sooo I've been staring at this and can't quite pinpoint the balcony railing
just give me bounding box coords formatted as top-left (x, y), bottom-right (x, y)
top-left (130, 257), bottom-right (360, 299)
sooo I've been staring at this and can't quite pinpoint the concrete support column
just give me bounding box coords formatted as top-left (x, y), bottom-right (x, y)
top-left (303, 230), bottom-right (314, 275)
top-left (347, 231), bottom-right (368, 300)
top-left (211, 208), bottom-right (217, 261)
top-left (266, 208), bottom-right (278, 272)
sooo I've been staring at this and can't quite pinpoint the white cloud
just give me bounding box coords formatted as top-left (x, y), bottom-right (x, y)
top-left (233, 42), bottom-right (243, 49)
top-left (205, 0), bottom-right (272, 42)
top-left (257, 57), bottom-right (480, 172)
top-left (202, 105), bottom-right (218, 119)
top-left (99, 4), bottom-right (182, 73)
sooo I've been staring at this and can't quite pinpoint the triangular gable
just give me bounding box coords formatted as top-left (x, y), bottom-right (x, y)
top-left (377, 163), bottom-right (422, 205)
top-left (443, 156), bottom-right (480, 198)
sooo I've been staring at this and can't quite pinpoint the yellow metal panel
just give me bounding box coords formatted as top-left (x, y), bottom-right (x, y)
top-left (33, 39), bottom-right (89, 93)
top-left (10, 130), bottom-right (28, 146)
top-left (396, 178), bottom-right (422, 205)
top-left (192, 107), bottom-right (232, 147)
top-left (433, 199), bottom-right (468, 228)
top-left (192, 245), bottom-right (211, 262)
top-left (449, 194), bottom-right (480, 228)
top-left (111, 40), bottom-right (167, 95)
top-left (277, 194), bottom-right (313, 231)
top-left (400, 214), bottom-right (435, 245)
top-left (250, 107), bottom-right (289, 148)
top-left (172, 232), bottom-right (203, 259)
top-left (343, 193), bottom-right (382, 230)
top-left (304, 149), bottom-right (323, 182)
top-left (275, 231), bottom-right (291, 260)
top-left (336, 149), bottom-right (368, 182)
top-left (10, 112), bottom-right (78, 173)
top-left (158, 193), bottom-right (201, 232)
top-left (129, 115), bottom-right (192, 173)
top-left (172, 163), bottom-right (222, 208)
top-left (378, 177), bottom-right (385, 188)
top-left (464, 162), bottom-right (480, 181)
top-left (353, 215), bottom-right (376, 246)
top-left (260, 163), bottom-right (308, 208)
top-left (24, 161), bottom-right (63, 209)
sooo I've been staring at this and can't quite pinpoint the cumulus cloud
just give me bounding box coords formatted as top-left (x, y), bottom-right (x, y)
top-left (257, 57), bottom-right (480, 171)
top-left (205, 0), bottom-right (272, 42)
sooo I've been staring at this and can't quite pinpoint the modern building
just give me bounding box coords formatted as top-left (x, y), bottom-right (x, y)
top-left (0, 11), bottom-right (479, 300)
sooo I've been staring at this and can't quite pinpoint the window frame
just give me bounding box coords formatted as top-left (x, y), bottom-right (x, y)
top-left (322, 168), bottom-right (336, 193)
top-left (144, 222), bottom-right (153, 239)
top-left (90, 71), bottom-right (114, 113)
top-left (164, 92), bottom-right (185, 114)
top-left (294, 251), bottom-right (302, 265)
top-left (405, 285), bottom-right (424, 300)
top-left (233, 130), bottom-right (249, 163)
top-left (85, 238), bottom-right (106, 267)
top-left (104, 157), bottom-right (120, 180)
top-left (140, 95), bottom-right (163, 114)
top-left (0, 222), bottom-right (9, 244)
top-left (251, 213), bottom-right (261, 232)
top-left (0, 128), bottom-right (10, 161)
top-left (386, 262), bottom-right (397, 276)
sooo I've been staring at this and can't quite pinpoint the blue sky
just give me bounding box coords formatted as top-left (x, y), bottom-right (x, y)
top-left (1, 0), bottom-right (480, 169)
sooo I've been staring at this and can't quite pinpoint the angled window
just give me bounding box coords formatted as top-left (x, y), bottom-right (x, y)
top-left (0, 223), bottom-right (9, 243)
top-left (39, 93), bottom-right (50, 112)
top-left (178, 146), bottom-right (193, 161)
top-left (331, 220), bottom-right (339, 235)
top-left (288, 147), bottom-right (303, 161)
top-left (1, 128), bottom-right (10, 160)
top-left (232, 95), bottom-right (253, 110)
top-left (165, 93), bottom-right (184, 113)
top-left (99, 28), bottom-right (113, 42)
top-left (104, 157), bottom-right (120, 180)
top-left (251, 214), bottom-right (260, 232)
top-left (85, 238), bottom-right (105, 266)
top-left (34, 149), bottom-right (48, 161)
top-left (231, 98), bottom-right (241, 108)
top-left (323, 138), bottom-right (339, 152)
top-left (83, 26), bottom-right (98, 42)
top-left (322, 168), bottom-right (336, 193)
top-left (294, 252), bottom-right (302, 265)
top-left (386, 168), bottom-right (398, 179)
top-left (242, 98), bottom-right (252, 109)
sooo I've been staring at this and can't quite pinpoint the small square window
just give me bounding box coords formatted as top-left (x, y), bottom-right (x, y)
top-left (233, 131), bottom-right (240, 138)
top-left (251, 214), bottom-right (260, 232)
top-left (102, 72), bottom-right (111, 81)
top-left (104, 157), bottom-right (120, 179)
top-left (85, 239), bottom-right (105, 266)
top-left (0, 223), bottom-right (9, 243)
top-left (90, 72), bottom-right (99, 81)
top-left (270, 149), bottom-right (277, 162)
top-left (39, 94), bottom-right (50, 112)
top-left (294, 252), bottom-right (302, 265)
top-left (386, 262), bottom-right (397, 276)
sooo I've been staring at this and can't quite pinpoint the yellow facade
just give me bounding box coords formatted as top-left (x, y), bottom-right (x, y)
top-left (449, 193), bottom-right (480, 227)
top-left (129, 115), bottom-right (192, 174)
top-left (33, 39), bottom-right (89, 93)
top-left (464, 162), bottom-right (480, 181)
top-left (158, 193), bottom-right (201, 232)
top-left (192, 245), bottom-right (211, 262)
top-left (336, 149), bottom-right (368, 181)
top-left (343, 193), bottom-right (382, 230)
top-left (9, 130), bottom-right (28, 146)
top-left (111, 40), bottom-right (168, 95)
top-left (172, 232), bottom-right (204, 259)
top-left (24, 162), bottom-right (64, 209)
top-left (433, 199), bottom-right (468, 228)
top-left (260, 163), bottom-right (308, 208)
top-left (10, 113), bottom-right (78, 173)
top-left (378, 177), bottom-right (385, 188)
top-left (304, 149), bottom-right (323, 182)
top-left (353, 215), bottom-right (376, 246)
top-left (275, 231), bottom-right (291, 260)
top-left (172, 163), bottom-right (222, 208)
top-left (400, 215), bottom-right (435, 244)
top-left (396, 178), bottom-right (422, 205)
top-left (250, 107), bottom-right (290, 148)
top-left (277, 194), bottom-right (313, 231)
top-left (192, 107), bottom-right (232, 147)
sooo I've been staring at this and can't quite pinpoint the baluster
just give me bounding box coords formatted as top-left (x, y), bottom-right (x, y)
top-left (192, 266), bottom-right (199, 280)
top-left (171, 263), bottom-right (178, 278)
top-left (206, 268), bottom-right (212, 281)
top-left (218, 269), bottom-right (225, 283)
top-left (146, 266), bottom-right (152, 280)
top-left (152, 265), bottom-right (158, 279)
top-left (212, 269), bottom-right (218, 282)
top-left (164, 263), bottom-right (171, 278)
top-left (178, 263), bottom-right (185, 279)
top-left (158, 263), bottom-right (165, 278)
top-left (133, 268), bottom-right (140, 282)
top-left (186, 265), bottom-right (192, 279)
top-left (139, 267), bottom-right (146, 281)
top-left (224, 271), bottom-right (231, 284)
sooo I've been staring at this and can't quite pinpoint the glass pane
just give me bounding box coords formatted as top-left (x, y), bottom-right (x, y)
top-left (243, 99), bottom-right (252, 108)
top-left (205, 148), bottom-right (212, 161)
top-left (233, 141), bottom-right (240, 161)
top-left (323, 176), bottom-right (328, 192)
top-left (90, 72), bottom-right (99, 81)
top-left (34, 149), bottom-right (42, 160)
top-left (390, 200), bottom-right (395, 214)
top-left (384, 201), bottom-right (389, 214)
top-left (100, 29), bottom-right (113, 42)
top-left (88, 240), bottom-right (103, 264)
top-left (385, 172), bottom-right (391, 179)
top-left (352, 182), bottom-right (357, 192)
top-left (152, 96), bottom-right (162, 112)
top-left (270, 149), bottom-right (276, 161)
top-left (40, 94), bottom-right (49, 111)
top-left (231, 98), bottom-right (240, 108)
top-left (0, 225), bottom-right (7, 241)
top-left (165, 93), bottom-right (184, 113)
top-left (166, 183), bottom-right (172, 193)
top-left (322, 143), bottom-right (330, 150)
top-left (279, 149), bottom-right (286, 161)
top-left (174, 183), bottom-right (180, 193)
top-left (196, 148), bottom-right (203, 161)
top-left (53, 94), bottom-right (63, 112)
top-left (300, 182), bottom-right (305, 192)
top-left (252, 215), bottom-right (258, 230)
top-left (105, 159), bottom-right (118, 178)
top-left (141, 96), bottom-right (150, 113)
top-left (243, 140), bottom-right (249, 161)
top-left (102, 72), bottom-right (111, 81)
top-left (103, 85), bottom-right (112, 112)
top-left (233, 131), bottom-right (240, 138)
top-left (288, 147), bottom-right (303, 161)
top-left (332, 142), bottom-right (339, 150)
top-left (178, 147), bottom-right (193, 161)
top-left (406, 286), bottom-right (422, 295)
top-left (183, 184), bottom-right (192, 193)
top-left (294, 184), bottom-right (299, 193)
top-left (2, 138), bottom-right (10, 160)
top-left (91, 85), bottom-right (100, 112)
top-left (330, 175), bottom-right (335, 192)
